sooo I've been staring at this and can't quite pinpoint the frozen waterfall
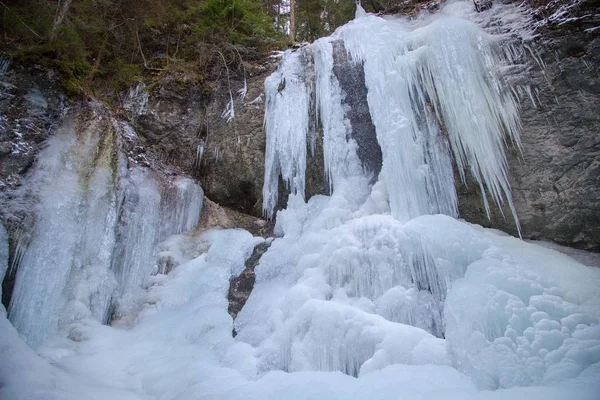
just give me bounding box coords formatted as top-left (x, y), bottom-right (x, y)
top-left (263, 4), bottom-right (522, 227)
top-left (6, 116), bottom-right (203, 347)
top-left (1, 2), bottom-right (599, 400)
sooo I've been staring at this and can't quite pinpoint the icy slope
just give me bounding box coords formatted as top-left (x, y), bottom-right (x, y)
top-left (2, 201), bottom-right (599, 399)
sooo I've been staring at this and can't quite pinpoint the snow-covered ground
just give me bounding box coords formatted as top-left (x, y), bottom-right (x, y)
top-left (2, 186), bottom-right (599, 399)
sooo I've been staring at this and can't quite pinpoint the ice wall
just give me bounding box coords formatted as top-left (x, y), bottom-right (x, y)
top-left (0, 222), bottom-right (8, 299)
top-left (263, 50), bottom-right (313, 217)
top-left (263, 5), bottom-right (523, 227)
top-left (7, 117), bottom-right (203, 346)
top-left (8, 119), bottom-right (119, 347)
top-left (241, 2), bottom-right (599, 389)
top-left (112, 169), bottom-right (203, 304)
top-left (238, 179), bottom-right (600, 388)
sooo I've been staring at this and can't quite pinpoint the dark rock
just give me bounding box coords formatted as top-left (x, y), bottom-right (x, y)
top-left (369, 0), bottom-right (385, 13)
top-left (457, 5), bottom-right (600, 251)
top-left (197, 68), bottom-right (271, 215)
top-left (473, 0), bottom-right (493, 12)
top-left (228, 240), bottom-right (272, 327)
top-left (132, 73), bottom-right (210, 174)
top-left (0, 65), bottom-right (66, 195)
top-left (128, 60), bottom-right (277, 216)
top-left (332, 40), bottom-right (382, 179)
top-left (0, 64), bottom-right (67, 306)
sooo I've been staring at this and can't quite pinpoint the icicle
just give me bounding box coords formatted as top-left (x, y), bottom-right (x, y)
top-left (262, 49), bottom-right (313, 218)
top-left (195, 140), bottom-right (205, 170)
top-left (238, 78), bottom-right (248, 99)
top-left (313, 38), bottom-right (363, 191)
top-left (355, 2), bottom-right (368, 19)
top-left (123, 83), bottom-right (148, 118)
top-left (264, 8), bottom-right (523, 230)
top-left (221, 96), bottom-right (235, 123)
top-left (0, 56), bottom-right (10, 78)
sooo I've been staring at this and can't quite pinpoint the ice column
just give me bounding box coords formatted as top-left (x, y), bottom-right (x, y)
top-left (263, 49), bottom-right (313, 218)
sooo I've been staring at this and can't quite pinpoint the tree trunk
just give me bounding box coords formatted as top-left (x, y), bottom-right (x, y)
top-left (50, 0), bottom-right (73, 40)
top-left (289, 0), bottom-right (296, 42)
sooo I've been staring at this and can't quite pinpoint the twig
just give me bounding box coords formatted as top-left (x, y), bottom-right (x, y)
top-left (0, 1), bottom-right (42, 40)
top-left (134, 22), bottom-right (166, 71)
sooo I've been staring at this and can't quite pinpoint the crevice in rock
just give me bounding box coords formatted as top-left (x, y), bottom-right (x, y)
top-left (331, 40), bottom-right (383, 179)
top-left (228, 240), bottom-right (272, 337)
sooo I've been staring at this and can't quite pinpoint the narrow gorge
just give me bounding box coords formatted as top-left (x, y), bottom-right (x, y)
top-left (0, 1), bottom-right (599, 399)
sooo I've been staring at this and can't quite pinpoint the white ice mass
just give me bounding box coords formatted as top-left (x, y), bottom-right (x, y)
top-left (1, 2), bottom-right (599, 400)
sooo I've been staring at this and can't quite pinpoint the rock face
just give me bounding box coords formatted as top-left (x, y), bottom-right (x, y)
top-left (0, 63), bottom-right (67, 305)
top-left (198, 197), bottom-right (273, 237)
top-left (198, 68), bottom-right (270, 216)
top-left (129, 60), bottom-right (275, 216)
top-left (332, 41), bottom-right (382, 179)
top-left (457, 1), bottom-right (600, 251)
top-left (0, 63), bottom-right (66, 199)
top-left (228, 240), bottom-right (271, 325)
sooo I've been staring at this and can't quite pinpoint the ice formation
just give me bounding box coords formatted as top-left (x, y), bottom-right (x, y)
top-left (1, 2), bottom-right (599, 400)
top-left (263, 2), bottom-right (523, 227)
top-left (237, 181), bottom-right (600, 391)
top-left (7, 117), bottom-right (203, 347)
top-left (263, 49), bottom-right (312, 216)
top-left (0, 222), bottom-right (7, 298)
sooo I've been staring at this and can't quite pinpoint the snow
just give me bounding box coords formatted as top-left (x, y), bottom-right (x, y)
top-left (239, 183), bottom-right (600, 391)
top-left (123, 83), bottom-right (148, 118)
top-left (3, 197), bottom-right (600, 399)
top-left (1, 2), bottom-right (599, 400)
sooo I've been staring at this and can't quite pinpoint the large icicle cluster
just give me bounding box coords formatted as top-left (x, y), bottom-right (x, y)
top-left (0, 222), bottom-right (8, 299)
top-left (263, 50), bottom-right (313, 217)
top-left (263, 4), bottom-right (523, 226)
top-left (8, 119), bottom-right (120, 347)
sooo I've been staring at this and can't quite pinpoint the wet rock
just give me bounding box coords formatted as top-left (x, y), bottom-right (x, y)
top-left (473, 0), bottom-right (492, 12)
top-left (198, 197), bottom-right (273, 237)
top-left (332, 40), bottom-right (382, 179)
top-left (228, 240), bottom-right (272, 332)
top-left (197, 66), bottom-right (273, 216)
top-left (0, 65), bottom-right (66, 194)
top-left (130, 72), bottom-right (209, 174)
top-left (457, 4), bottom-right (600, 251)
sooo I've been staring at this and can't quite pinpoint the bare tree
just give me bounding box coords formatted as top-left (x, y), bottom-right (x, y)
top-left (290, 0), bottom-right (296, 42)
top-left (50, 0), bottom-right (73, 40)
